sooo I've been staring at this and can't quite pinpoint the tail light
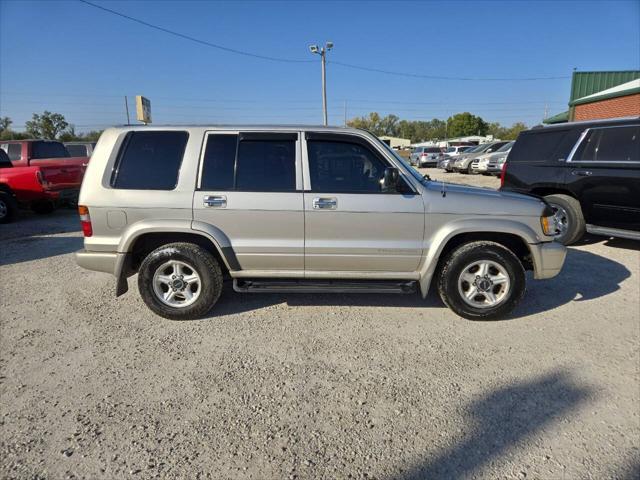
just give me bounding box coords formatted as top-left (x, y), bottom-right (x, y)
top-left (78, 205), bottom-right (93, 237)
top-left (500, 161), bottom-right (508, 188)
top-left (36, 170), bottom-right (49, 188)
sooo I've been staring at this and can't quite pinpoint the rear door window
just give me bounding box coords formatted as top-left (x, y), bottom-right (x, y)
top-left (575, 125), bottom-right (640, 162)
top-left (111, 131), bottom-right (189, 190)
top-left (199, 132), bottom-right (297, 191)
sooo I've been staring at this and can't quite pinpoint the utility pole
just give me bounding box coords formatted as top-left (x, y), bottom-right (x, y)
top-left (343, 100), bottom-right (347, 126)
top-left (309, 42), bottom-right (333, 126)
top-left (124, 96), bottom-right (131, 125)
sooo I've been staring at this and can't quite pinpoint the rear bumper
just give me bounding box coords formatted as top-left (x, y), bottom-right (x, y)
top-left (76, 249), bottom-right (121, 275)
top-left (530, 241), bottom-right (566, 280)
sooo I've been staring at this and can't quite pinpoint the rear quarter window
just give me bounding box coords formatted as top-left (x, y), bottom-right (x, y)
top-left (111, 131), bottom-right (189, 190)
top-left (508, 129), bottom-right (581, 163)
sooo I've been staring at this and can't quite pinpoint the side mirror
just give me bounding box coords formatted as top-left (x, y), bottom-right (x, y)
top-left (382, 167), bottom-right (400, 192)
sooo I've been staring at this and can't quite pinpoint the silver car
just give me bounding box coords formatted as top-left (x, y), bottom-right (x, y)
top-left (410, 146), bottom-right (442, 167)
top-left (76, 126), bottom-right (565, 321)
top-left (471, 141), bottom-right (515, 175)
top-left (453, 141), bottom-right (510, 174)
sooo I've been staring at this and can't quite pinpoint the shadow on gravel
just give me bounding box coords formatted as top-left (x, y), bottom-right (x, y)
top-left (514, 247), bottom-right (631, 317)
top-left (210, 248), bottom-right (630, 319)
top-left (0, 235), bottom-right (83, 266)
top-left (400, 370), bottom-right (592, 479)
top-left (575, 234), bottom-right (640, 251)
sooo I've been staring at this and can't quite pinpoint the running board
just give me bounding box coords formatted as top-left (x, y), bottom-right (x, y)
top-left (586, 224), bottom-right (640, 241)
top-left (233, 279), bottom-right (417, 294)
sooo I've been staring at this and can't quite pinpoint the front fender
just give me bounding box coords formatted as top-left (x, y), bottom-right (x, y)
top-left (418, 217), bottom-right (541, 298)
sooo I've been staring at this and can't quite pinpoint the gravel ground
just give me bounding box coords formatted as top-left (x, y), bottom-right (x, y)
top-left (1, 173), bottom-right (639, 480)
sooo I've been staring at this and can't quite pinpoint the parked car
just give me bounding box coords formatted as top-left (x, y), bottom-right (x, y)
top-left (0, 149), bottom-right (75, 221)
top-left (501, 117), bottom-right (639, 245)
top-left (486, 142), bottom-right (515, 176)
top-left (410, 146), bottom-right (442, 167)
top-left (445, 144), bottom-right (488, 171)
top-left (76, 126), bottom-right (565, 321)
top-left (64, 142), bottom-right (96, 157)
top-left (444, 145), bottom-right (473, 158)
top-left (471, 141), bottom-right (515, 175)
top-left (453, 141), bottom-right (510, 173)
top-left (1, 140), bottom-right (86, 209)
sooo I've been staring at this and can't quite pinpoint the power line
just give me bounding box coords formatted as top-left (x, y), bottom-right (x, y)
top-left (77, 0), bottom-right (571, 82)
top-left (77, 0), bottom-right (313, 64)
top-left (328, 60), bottom-right (571, 82)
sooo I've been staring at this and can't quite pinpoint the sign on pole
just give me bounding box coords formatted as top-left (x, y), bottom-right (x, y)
top-left (135, 96), bottom-right (152, 124)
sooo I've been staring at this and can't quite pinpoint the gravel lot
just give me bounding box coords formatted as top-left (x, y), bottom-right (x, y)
top-left (1, 172), bottom-right (639, 480)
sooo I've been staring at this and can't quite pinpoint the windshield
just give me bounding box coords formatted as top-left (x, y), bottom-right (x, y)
top-left (376, 137), bottom-right (426, 185)
top-left (465, 144), bottom-right (483, 153)
top-left (496, 141), bottom-right (514, 152)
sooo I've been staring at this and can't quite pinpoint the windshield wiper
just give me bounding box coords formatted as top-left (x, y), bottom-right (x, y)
top-left (422, 173), bottom-right (431, 182)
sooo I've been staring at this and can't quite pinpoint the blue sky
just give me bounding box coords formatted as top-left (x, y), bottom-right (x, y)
top-left (1, 0), bottom-right (639, 132)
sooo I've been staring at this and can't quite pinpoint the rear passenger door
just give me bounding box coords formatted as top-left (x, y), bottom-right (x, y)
top-left (302, 132), bottom-right (424, 273)
top-left (567, 124), bottom-right (640, 231)
top-left (192, 131), bottom-right (304, 271)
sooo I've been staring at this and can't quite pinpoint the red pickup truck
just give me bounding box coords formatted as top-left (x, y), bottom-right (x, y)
top-left (0, 140), bottom-right (86, 222)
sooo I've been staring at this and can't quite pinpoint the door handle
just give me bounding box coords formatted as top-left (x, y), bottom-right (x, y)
top-left (203, 195), bottom-right (227, 208)
top-left (572, 170), bottom-right (593, 177)
top-left (313, 197), bottom-right (337, 210)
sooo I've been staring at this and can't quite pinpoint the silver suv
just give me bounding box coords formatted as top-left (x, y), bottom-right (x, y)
top-left (76, 126), bottom-right (566, 321)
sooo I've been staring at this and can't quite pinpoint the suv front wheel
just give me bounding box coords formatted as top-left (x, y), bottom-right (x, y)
top-left (437, 241), bottom-right (526, 320)
top-left (138, 242), bottom-right (223, 320)
top-left (544, 194), bottom-right (585, 245)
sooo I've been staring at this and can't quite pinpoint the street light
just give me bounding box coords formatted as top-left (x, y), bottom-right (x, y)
top-left (309, 41), bottom-right (333, 126)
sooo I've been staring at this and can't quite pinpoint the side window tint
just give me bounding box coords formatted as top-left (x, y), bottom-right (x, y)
top-left (112, 131), bottom-right (188, 190)
top-left (235, 140), bottom-right (296, 191)
top-left (509, 130), bottom-right (576, 162)
top-left (200, 134), bottom-right (237, 190)
top-left (578, 126), bottom-right (639, 162)
top-left (307, 140), bottom-right (388, 193)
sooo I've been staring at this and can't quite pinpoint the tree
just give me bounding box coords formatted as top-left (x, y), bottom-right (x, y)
top-left (25, 111), bottom-right (69, 140)
top-left (0, 116), bottom-right (12, 134)
top-left (446, 112), bottom-right (488, 137)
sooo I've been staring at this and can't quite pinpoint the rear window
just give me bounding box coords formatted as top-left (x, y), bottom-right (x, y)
top-left (508, 129), bottom-right (581, 163)
top-left (31, 141), bottom-right (70, 159)
top-left (424, 147), bottom-right (441, 153)
top-left (0, 149), bottom-right (12, 167)
top-left (111, 131), bottom-right (189, 190)
top-left (65, 144), bottom-right (88, 157)
top-left (0, 143), bottom-right (22, 161)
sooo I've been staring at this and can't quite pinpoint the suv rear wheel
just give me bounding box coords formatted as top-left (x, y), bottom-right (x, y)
top-left (437, 241), bottom-right (525, 320)
top-left (544, 194), bottom-right (585, 245)
top-left (138, 242), bottom-right (223, 320)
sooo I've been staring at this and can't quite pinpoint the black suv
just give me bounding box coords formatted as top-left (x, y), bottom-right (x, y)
top-left (501, 117), bottom-right (639, 245)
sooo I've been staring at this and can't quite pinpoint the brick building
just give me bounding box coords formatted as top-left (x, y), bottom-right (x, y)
top-left (544, 70), bottom-right (640, 124)
top-left (572, 79), bottom-right (640, 120)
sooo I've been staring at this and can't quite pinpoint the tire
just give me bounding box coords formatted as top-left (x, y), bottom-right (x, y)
top-left (467, 163), bottom-right (474, 174)
top-left (138, 242), bottom-right (223, 320)
top-left (437, 241), bottom-right (526, 321)
top-left (31, 200), bottom-right (55, 215)
top-left (0, 191), bottom-right (18, 224)
top-left (544, 194), bottom-right (585, 245)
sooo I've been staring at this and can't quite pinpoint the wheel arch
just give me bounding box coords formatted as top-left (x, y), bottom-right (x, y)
top-left (418, 221), bottom-right (539, 298)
